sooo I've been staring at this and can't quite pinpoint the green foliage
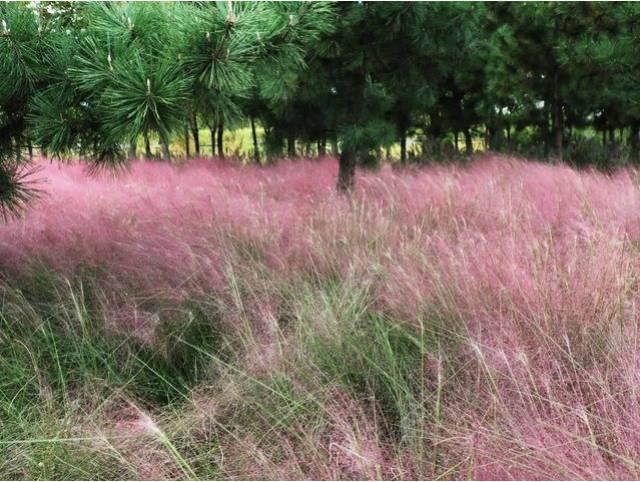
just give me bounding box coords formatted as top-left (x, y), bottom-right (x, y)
top-left (0, 160), bottom-right (40, 219)
top-left (2, 1), bottom-right (335, 177)
top-left (7, 1), bottom-right (640, 208)
top-left (308, 313), bottom-right (426, 441)
top-left (0, 278), bottom-right (188, 478)
top-left (104, 55), bottom-right (190, 146)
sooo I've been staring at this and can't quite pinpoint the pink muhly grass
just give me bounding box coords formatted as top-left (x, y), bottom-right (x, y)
top-left (4, 155), bottom-right (640, 478)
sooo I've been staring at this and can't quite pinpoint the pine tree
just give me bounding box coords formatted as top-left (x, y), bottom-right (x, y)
top-left (0, 2), bottom-right (62, 217)
top-left (6, 1), bottom-right (640, 213)
top-left (31, 2), bottom-right (189, 162)
top-left (181, 1), bottom-right (335, 161)
top-left (314, 3), bottom-right (397, 192)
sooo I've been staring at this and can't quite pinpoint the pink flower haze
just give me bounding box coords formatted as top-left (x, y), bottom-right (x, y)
top-left (3, 155), bottom-right (640, 479)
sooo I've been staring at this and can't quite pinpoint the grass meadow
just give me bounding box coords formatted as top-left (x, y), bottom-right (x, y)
top-left (2, 156), bottom-right (640, 479)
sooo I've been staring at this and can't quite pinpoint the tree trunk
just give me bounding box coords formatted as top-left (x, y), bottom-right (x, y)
top-left (464, 128), bottom-right (473, 155)
top-left (41, 145), bottom-right (47, 158)
top-left (487, 123), bottom-right (503, 151)
top-left (287, 134), bottom-right (296, 157)
top-left (609, 126), bottom-right (616, 148)
top-left (184, 125), bottom-right (190, 159)
top-left (426, 133), bottom-right (443, 158)
top-left (15, 138), bottom-right (22, 162)
top-left (487, 123), bottom-right (500, 151)
top-left (484, 124), bottom-right (489, 151)
top-left (144, 132), bottom-right (152, 158)
top-left (454, 131), bottom-right (459, 153)
top-left (28, 140), bottom-right (33, 160)
top-left (337, 148), bottom-right (356, 193)
top-left (250, 116), bottom-right (260, 164)
top-left (552, 71), bottom-right (563, 160)
top-left (567, 124), bottom-right (573, 144)
top-left (602, 128), bottom-right (607, 149)
top-left (542, 107), bottom-right (551, 157)
top-left (210, 126), bottom-right (216, 156)
top-left (128, 140), bottom-right (137, 159)
top-left (331, 138), bottom-right (339, 157)
top-left (400, 130), bottom-right (407, 163)
top-left (191, 114), bottom-right (200, 156)
top-left (217, 123), bottom-right (224, 158)
top-left (161, 137), bottom-right (171, 161)
top-left (630, 122), bottom-right (640, 163)
top-left (318, 138), bottom-right (326, 157)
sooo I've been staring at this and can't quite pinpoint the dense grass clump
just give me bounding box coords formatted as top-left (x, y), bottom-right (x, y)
top-left (2, 156), bottom-right (640, 479)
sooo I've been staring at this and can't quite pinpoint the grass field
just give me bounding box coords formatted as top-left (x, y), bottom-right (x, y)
top-left (2, 156), bottom-right (640, 479)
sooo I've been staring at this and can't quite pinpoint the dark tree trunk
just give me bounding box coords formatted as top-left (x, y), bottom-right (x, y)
top-left (630, 122), bottom-right (640, 163)
top-left (184, 125), bottom-right (190, 159)
top-left (337, 148), bottom-right (356, 193)
top-left (609, 126), bottom-right (616, 148)
top-left (454, 131), bottom-right (459, 153)
top-left (318, 138), bottom-right (326, 157)
top-left (217, 123), bottom-right (224, 158)
top-left (464, 128), bottom-right (473, 155)
top-left (487, 123), bottom-right (503, 151)
top-left (28, 140), bottom-right (33, 160)
top-left (160, 137), bottom-right (171, 161)
top-left (543, 107), bottom-right (551, 157)
top-left (191, 114), bottom-right (200, 156)
top-left (552, 72), bottom-right (563, 160)
top-left (128, 140), bottom-right (137, 159)
top-left (287, 134), bottom-right (296, 157)
top-left (331, 139), bottom-right (339, 157)
top-left (250, 116), bottom-right (260, 164)
top-left (144, 132), bottom-right (152, 158)
top-left (15, 138), bottom-right (22, 162)
top-left (426, 134), bottom-right (443, 158)
top-left (484, 124), bottom-right (489, 151)
top-left (41, 145), bottom-right (47, 158)
top-left (210, 126), bottom-right (216, 156)
top-left (400, 130), bottom-right (407, 163)
top-left (602, 128), bottom-right (607, 149)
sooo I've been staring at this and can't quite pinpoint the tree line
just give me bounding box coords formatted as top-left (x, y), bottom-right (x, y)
top-left (2, 1), bottom-right (640, 215)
